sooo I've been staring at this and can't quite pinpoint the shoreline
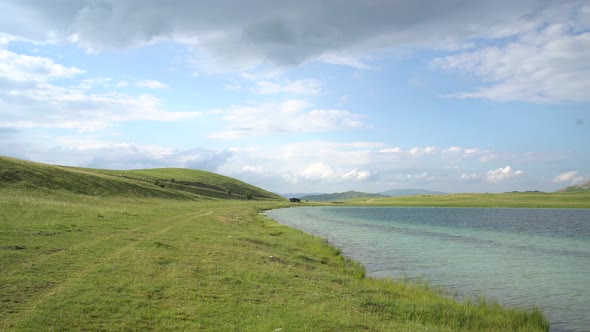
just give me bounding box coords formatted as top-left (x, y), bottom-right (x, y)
top-left (288, 190), bottom-right (590, 209)
top-left (0, 188), bottom-right (550, 330)
top-left (265, 205), bottom-right (590, 331)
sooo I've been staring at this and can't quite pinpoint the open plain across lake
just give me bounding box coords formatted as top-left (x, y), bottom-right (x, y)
top-left (266, 207), bottom-right (590, 332)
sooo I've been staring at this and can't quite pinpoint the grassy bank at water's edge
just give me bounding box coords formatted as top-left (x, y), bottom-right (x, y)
top-left (0, 189), bottom-right (547, 331)
top-left (0, 156), bottom-right (548, 330)
top-left (344, 191), bottom-right (590, 208)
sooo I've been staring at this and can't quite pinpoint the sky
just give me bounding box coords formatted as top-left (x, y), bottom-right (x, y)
top-left (0, 0), bottom-right (589, 194)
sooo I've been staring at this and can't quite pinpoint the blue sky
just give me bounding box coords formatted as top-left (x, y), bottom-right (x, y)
top-left (0, 0), bottom-right (589, 194)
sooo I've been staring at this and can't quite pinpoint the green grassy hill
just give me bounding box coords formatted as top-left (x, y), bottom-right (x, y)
top-left (557, 180), bottom-right (590, 192)
top-left (0, 156), bottom-right (282, 201)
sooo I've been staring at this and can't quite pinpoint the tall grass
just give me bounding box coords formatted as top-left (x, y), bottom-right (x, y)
top-left (0, 188), bottom-right (548, 331)
top-left (0, 157), bottom-right (549, 330)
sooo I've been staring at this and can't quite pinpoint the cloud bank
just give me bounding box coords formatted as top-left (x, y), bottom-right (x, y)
top-left (552, 171), bottom-right (586, 185)
top-left (1, 1), bottom-right (585, 72)
top-left (209, 100), bottom-right (367, 139)
top-left (0, 49), bottom-right (199, 131)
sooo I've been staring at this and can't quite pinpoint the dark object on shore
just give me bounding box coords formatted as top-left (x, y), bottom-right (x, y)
top-left (289, 198), bottom-right (301, 203)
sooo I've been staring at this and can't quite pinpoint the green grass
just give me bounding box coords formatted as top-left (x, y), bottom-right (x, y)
top-left (345, 191), bottom-right (590, 208)
top-left (88, 167), bottom-right (281, 200)
top-left (0, 156), bottom-right (550, 330)
top-left (0, 156), bottom-right (282, 201)
top-left (0, 190), bottom-right (548, 331)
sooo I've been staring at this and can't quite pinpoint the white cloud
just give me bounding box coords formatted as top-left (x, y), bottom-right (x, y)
top-left (74, 77), bottom-right (111, 90)
top-left (298, 162), bottom-right (336, 180)
top-left (0, 49), bottom-right (84, 83)
top-left (409, 146), bottom-right (437, 156)
top-left (464, 148), bottom-right (480, 155)
top-left (442, 146), bottom-right (484, 159)
top-left (479, 154), bottom-right (496, 163)
top-left (0, 50), bottom-right (198, 131)
top-left (212, 143), bottom-right (379, 192)
top-left (552, 171), bottom-right (586, 184)
top-left (254, 79), bottom-right (322, 95)
top-left (317, 53), bottom-right (376, 70)
top-left (378, 146), bottom-right (489, 165)
top-left (135, 80), bottom-right (168, 89)
top-left (0, 88), bottom-right (200, 131)
top-left (237, 72), bottom-right (323, 95)
top-left (220, 141), bottom-right (502, 191)
top-left (18, 138), bottom-right (233, 171)
top-left (444, 146), bottom-right (463, 153)
top-left (241, 165), bottom-right (264, 173)
top-left (0, 32), bottom-right (21, 45)
top-left (460, 173), bottom-right (480, 181)
top-left (239, 72), bottom-right (258, 81)
top-left (209, 100), bottom-right (367, 139)
top-left (553, 171), bottom-right (578, 183)
top-left (432, 23), bottom-right (590, 103)
top-left (271, 141), bottom-right (377, 167)
top-left (15, 137), bottom-right (536, 194)
top-left (486, 165), bottom-right (523, 183)
top-left (403, 172), bottom-right (431, 180)
top-left (59, 137), bottom-right (173, 155)
top-left (379, 147), bottom-right (402, 153)
top-left (298, 162), bottom-right (370, 182)
top-left (1, 1), bottom-right (583, 73)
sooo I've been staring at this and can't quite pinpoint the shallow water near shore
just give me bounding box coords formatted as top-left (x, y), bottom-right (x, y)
top-left (266, 206), bottom-right (590, 332)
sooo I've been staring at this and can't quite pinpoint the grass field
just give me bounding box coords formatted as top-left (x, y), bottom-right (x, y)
top-left (0, 156), bottom-right (550, 330)
top-left (345, 191), bottom-right (590, 209)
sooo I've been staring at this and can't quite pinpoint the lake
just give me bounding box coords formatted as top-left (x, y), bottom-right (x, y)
top-left (265, 206), bottom-right (590, 332)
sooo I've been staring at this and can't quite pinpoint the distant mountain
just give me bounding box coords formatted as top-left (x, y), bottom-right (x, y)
top-left (279, 192), bottom-right (324, 198)
top-left (379, 188), bottom-right (447, 197)
top-left (301, 191), bottom-right (386, 202)
top-left (557, 180), bottom-right (590, 192)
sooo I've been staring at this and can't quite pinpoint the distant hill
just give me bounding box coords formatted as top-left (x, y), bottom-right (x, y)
top-left (379, 188), bottom-right (447, 197)
top-left (557, 180), bottom-right (590, 192)
top-left (0, 156), bottom-right (282, 200)
top-left (279, 192), bottom-right (324, 199)
top-left (301, 191), bottom-right (386, 202)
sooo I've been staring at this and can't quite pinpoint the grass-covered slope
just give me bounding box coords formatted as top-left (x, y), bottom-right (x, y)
top-left (0, 156), bottom-right (282, 200)
top-left (0, 191), bottom-right (548, 331)
top-left (0, 155), bottom-right (549, 330)
top-left (557, 180), bottom-right (590, 192)
top-left (91, 167), bottom-right (280, 200)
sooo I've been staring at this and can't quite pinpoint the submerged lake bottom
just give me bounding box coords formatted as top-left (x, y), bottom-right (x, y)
top-left (266, 207), bottom-right (590, 332)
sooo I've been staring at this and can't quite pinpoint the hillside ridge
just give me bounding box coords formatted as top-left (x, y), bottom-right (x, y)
top-left (0, 156), bottom-right (282, 200)
top-left (557, 180), bottom-right (590, 192)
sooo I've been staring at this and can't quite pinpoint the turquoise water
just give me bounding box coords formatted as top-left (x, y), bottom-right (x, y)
top-left (266, 207), bottom-right (590, 332)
